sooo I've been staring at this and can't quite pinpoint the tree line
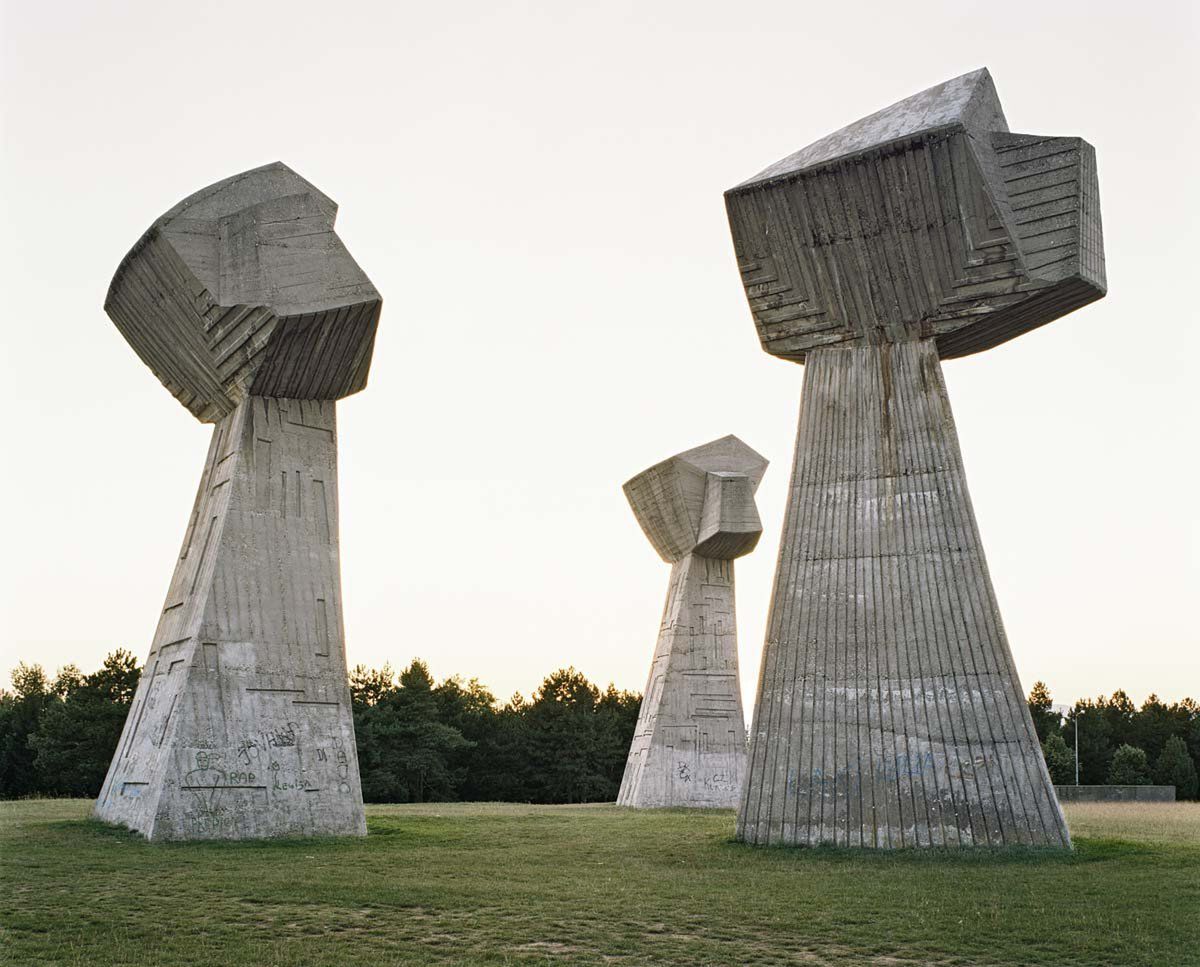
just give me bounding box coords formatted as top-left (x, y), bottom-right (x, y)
top-left (1027, 681), bottom-right (1199, 798)
top-left (0, 651), bottom-right (641, 803)
top-left (3, 654), bottom-right (1197, 802)
top-left (347, 661), bottom-right (639, 803)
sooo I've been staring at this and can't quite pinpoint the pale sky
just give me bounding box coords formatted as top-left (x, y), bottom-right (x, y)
top-left (2, 0), bottom-right (1197, 712)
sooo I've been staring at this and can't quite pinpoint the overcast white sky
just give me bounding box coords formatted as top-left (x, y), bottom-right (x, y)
top-left (2, 0), bottom-right (1197, 711)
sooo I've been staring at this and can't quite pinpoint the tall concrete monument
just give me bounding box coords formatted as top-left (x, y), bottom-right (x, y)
top-left (619, 436), bottom-right (767, 808)
top-left (726, 69), bottom-right (1105, 847)
top-left (95, 162), bottom-right (379, 841)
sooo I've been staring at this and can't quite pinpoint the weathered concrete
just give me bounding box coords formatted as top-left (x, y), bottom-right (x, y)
top-left (729, 68), bottom-right (1104, 361)
top-left (619, 436), bottom-right (767, 809)
top-left (105, 163), bottom-right (380, 423)
top-left (95, 164), bottom-right (378, 840)
top-left (726, 69), bottom-right (1106, 848)
top-left (1055, 785), bottom-right (1176, 803)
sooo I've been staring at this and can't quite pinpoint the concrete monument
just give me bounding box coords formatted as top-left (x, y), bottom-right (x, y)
top-left (726, 69), bottom-right (1105, 847)
top-left (618, 436), bottom-right (768, 808)
top-left (95, 162), bottom-right (380, 840)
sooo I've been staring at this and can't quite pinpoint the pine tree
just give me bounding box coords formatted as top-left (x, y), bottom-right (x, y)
top-left (1027, 682), bottom-right (1061, 743)
top-left (29, 650), bottom-right (140, 797)
top-left (1106, 744), bottom-right (1151, 785)
top-left (1153, 735), bottom-right (1198, 799)
top-left (1041, 732), bottom-right (1074, 785)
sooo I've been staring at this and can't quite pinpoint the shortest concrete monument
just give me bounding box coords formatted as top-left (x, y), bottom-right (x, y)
top-left (618, 436), bottom-right (767, 808)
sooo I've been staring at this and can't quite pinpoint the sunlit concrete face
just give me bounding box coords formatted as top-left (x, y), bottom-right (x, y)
top-left (94, 164), bottom-right (378, 840)
top-left (727, 69), bottom-right (1106, 848)
top-left (618, 435), bottom-right (767, 809)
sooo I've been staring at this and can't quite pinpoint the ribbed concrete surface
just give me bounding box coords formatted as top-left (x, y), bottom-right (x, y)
top-left (737, 340), bottom-right (1068, 848)
top-left (95, 397), bottom-right (366, 840)
top-left (725, 69), bottom-right (1106, 363)
top-left (619, 554), bottom-right (747, 808)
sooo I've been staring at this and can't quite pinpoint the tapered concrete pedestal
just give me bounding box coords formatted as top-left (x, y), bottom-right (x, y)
top-left (724, 68), bottom-right (1103, 848)
top-left (96, 396), bottom-right (366, 840)
top-left (619, 552), bottom-right (746, 808)
top-left (737, 340), bottom-right (1068, 848)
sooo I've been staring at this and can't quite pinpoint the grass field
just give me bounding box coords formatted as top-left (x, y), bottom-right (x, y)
top-left (2, 800), bottom-right (1197, 966)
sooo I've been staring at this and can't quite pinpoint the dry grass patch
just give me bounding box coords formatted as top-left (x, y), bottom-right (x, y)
top-left (1061, 801), bottom-right (1200, 844)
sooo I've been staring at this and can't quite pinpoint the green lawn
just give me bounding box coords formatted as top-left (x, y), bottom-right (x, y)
top-left (2, 800), bottom-right (1197, 966)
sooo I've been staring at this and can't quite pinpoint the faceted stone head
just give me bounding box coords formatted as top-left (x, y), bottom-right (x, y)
top-left (725, 68), bottom-right (1106, 361)
top-left (624, 435), bottom-right (768, 563)
top-left (106, 162), bottom-right (381, 423)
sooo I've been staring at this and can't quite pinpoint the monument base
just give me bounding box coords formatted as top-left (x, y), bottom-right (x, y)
top-left (95, 396), bottom-right (366, 841)
top-left (737, 339), bottom-right (1068, 848)
top-left (619, 553), bottom-right (746, 808)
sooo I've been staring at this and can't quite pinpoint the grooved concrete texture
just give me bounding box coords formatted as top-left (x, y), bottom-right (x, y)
top-left (106, 162), bottom-right (381, 423)
top-left (619, 437), bottom-right (767, 809)
top-left (727, 70), bottom-right (1106, 848)
top-left (727, 69), bottom-right (1105, 361)
top-left (95, 165), bottom-right (376, 840)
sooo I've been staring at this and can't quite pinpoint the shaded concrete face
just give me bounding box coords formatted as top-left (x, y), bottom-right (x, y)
top-left (96, 165), bottom-right (374, 840)
top-left (619, 436), bottom-right (767, 809)
top-left (729, 71), bottom-right (1104, 848)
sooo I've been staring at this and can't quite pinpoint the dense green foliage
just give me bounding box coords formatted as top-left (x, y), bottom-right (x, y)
top-left (1026, 680), bottom-right (1061, 743)
top-left (3, 799), bottom-right (1199, 966)
top-left (1040, 732), bottom-right (1074, 784)
top-left (1027, 681), bottom-right (1199, 797)
top-left (1107, 744), bottom-right (1152, 785)
top-left (1154, 736), bottom-right (1199, 799)
top-left (4, 658), bottom-right (1198, 802)
top-left (0, 652), bottom-right (138, 799)
top-left (350, 661), bottom-right (639, 803)
top-left (0, 652), bottom-right (639, 804)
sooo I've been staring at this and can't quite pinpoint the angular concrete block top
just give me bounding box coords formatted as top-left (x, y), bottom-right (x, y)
top-left (623, 435), bottom-right (768, 563)
top-left (106, 162), bottom-right (382, 422)
top-left (727, 68), bottom-right (1106, 361)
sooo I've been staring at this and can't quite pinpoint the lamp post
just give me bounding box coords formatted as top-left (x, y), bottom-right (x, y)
top-left (1055, 704), bottom-right (1079, 785)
